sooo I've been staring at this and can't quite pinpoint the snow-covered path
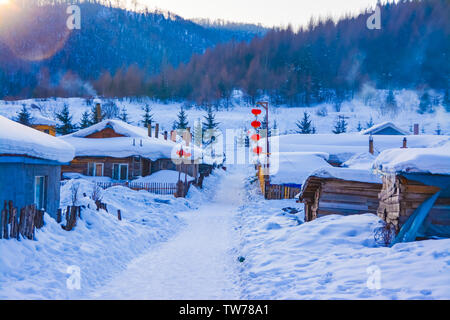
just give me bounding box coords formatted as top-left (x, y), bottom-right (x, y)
top-left (90, 169), bottom-right (245, 300)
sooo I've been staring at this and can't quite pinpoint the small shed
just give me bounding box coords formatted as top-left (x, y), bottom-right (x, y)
top-left (299, 167), bottom-right (382, 222)
top-left (374, 145), bottom-right (450, 241)
top-left (360, 122), bottom-right (408, 136)
top-left (0, 116), bottom-right (75, 219)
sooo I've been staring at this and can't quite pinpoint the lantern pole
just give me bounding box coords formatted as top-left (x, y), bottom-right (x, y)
top-left (257, 102), bottom-right (270, 170)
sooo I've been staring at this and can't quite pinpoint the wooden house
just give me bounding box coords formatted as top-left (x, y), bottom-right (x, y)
top-left (31, 117), bottom-right (58, 136)
top-left (299, 167), bottom-right (382, 222)
top-left (61, 120), bottom-right (202, 182)
top-left (0, 116), bottom-right (75, 219)
top-left (374, 146), bottom-right (450, 240)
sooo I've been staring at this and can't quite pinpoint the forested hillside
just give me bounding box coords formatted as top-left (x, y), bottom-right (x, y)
top-left (0, 0), bottom-right (263, 98)
top-left (148, 0), bottom-right (449, 106)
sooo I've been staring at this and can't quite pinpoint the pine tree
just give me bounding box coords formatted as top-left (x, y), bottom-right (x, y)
top-left (15, 105), bottom-right (32, 126)
top-left (55, 104), bottom-right (77, 135)
top-left (296, 112), bottom-right (312, 134)
top-left (443, 89), bottom-right (450, 113)
top-left (175, 107), bottom-right (189, 129)
top-left (333, 115), bottom-right (348, 134)
top-left (202, 106), bottom-right (219, 130)
top-left (418, 92), bottom-right (432, 114)
top-left (357, 122), bottom-right (363, 132)
top-left (79, 111), bottom-right (92, 129)
top-left (119, 107), bottom-right (129, 123)
top-left (366, 117), bottom-right (374, 129)
top-left (141, 104), bottom-right (153, 127)
top-left (385, 90), bottom-right (397, 113)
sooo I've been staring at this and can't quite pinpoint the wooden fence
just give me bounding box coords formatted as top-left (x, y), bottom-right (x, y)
top-left (265, 184), bottom-right (302, 200)
top-left (96, 182), bottom-right (178, 195)
top-left (0, 201), bottom-right (45, 240)
top-left (257, 166), bottom-right (301, 200)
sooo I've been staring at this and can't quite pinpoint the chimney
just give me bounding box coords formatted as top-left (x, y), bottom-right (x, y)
top-left (414, 124), bottom-right (419, 135)
top-left (171, 130), bottom-right (177, 142)
top-left (164, 131), bottom-right (168, 141)
top-left (402, 137), bottom-right (407, 149)
top-left (147, 122), bottom-right (152, 137)
top-left (96, 103), bottom-right (102, 122)
top-left (155, 123), bottom-right (159, 139)
top-left (369, 135), bottom-right (374, 155)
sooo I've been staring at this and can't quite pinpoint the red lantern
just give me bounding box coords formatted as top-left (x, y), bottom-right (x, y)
top-left (251, 121), bottom-right (261, 129)
top-left (251, 134), bottom-right (261, 141)
top-left (251, 109), bottom-right (262, 116)
top-left (253, 146), bottom-right (263, 155)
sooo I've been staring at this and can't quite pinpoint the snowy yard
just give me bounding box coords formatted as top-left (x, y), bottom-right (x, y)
top-left (237, 170), bottom-right (450, 300)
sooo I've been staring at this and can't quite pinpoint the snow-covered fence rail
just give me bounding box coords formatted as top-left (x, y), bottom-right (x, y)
top-left (96, 182), bottom-right (178, 195)
top-left (0, 201), bottom-right (44, 240)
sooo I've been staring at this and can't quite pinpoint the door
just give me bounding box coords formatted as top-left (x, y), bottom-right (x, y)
top-left (95, 163), bottom-right (104, 177)
top-left (34, 176), bottom-right (47, 211)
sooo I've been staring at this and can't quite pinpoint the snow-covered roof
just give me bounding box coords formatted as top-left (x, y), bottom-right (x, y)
top-left (31, 116), bottom-right (58, 126)
top-left (62, 120), bottom-right (203, 161)
top-left (373, 142), bottom-right (450, 175)
top-left (69, 119), bottom-right (151, 139)
top-left (267, 133), bottom-right (449, 164)
top-left (265, 152), bottom-right (332, 185)
top-left (0, 115), bottom-right (75, 163)
top-left (307, 167), bottom-right (382, 184)
top-left (360, 122), bottom-right (408, 135)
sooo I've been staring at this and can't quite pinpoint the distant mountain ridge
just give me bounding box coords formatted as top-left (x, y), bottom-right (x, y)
top-left (0, 0), bottom-right (263, 98)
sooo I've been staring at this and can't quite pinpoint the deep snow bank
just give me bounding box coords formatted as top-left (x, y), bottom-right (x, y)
top-left (237, 176), bottom-right (450, 300)
top-left (0, 178), bottom-right (199, 299)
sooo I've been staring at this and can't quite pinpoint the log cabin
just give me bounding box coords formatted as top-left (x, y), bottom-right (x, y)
top-left (60, 120), bottom-right (202, 182)
top-left (0, 116), bottom-right (75, 219)
top-left (299, 167), bottom-right (382, 222)
top-left (374, 145), bottom-right (450, 241)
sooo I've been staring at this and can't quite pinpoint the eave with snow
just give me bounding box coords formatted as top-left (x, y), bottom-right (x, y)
top-left (360, 122), bottom-right (408, 136)
top-left (60, 120), bottom-right (204, 182)
top-left (0, 116), bottom-right (75, 218)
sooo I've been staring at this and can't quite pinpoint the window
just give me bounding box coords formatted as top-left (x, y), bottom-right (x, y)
top-left (113, 164), bottom-right (129, 181)
top-left (34, 176), bottom-right (47, 211)
top-left (88, 162), bottom-right (104, 177)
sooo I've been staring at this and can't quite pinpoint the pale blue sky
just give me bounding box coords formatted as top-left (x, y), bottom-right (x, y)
top-left (129, 0), bottom-right (392, 28)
